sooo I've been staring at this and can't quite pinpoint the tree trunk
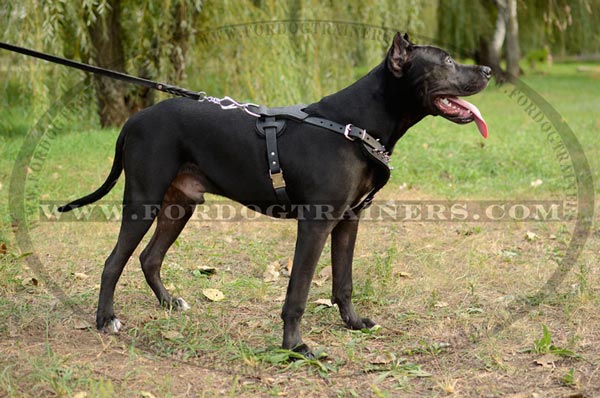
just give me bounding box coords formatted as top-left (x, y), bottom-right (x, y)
top-left (505, 0), bottom-right (521, 80)
top-left (87, 0), bottom-right (130, 127)
top-left (169, 1), bottom-right (188, 83)
top-left (489, 0), bottom-right (507, 80)
top-left (476, 0), bottom-right (507, 83)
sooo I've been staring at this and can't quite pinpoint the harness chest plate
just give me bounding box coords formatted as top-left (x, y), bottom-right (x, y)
top-left (254, 105), bottom-right (391, 212)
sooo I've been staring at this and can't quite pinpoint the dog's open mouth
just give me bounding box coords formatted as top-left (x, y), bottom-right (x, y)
top-left (434, 96), bottom-right (488, 138)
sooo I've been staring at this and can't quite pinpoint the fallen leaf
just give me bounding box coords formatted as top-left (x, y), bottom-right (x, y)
top-left (318, 266), bottom-right (332, 280)
top-left (196, 266), bottom-right (217, 275)
top-left (21, 277), bottom-right (39, 288)
top-left (280, 258), bottom-right (293, 277)
top-left (534, 354), bottom-right (561, 368)
top-left (202, 288), bottom-right (225, 302)
top-left (525, 231), bottom-right (538, 241)
top-left (72, 392), bottom-right (88, 398)
top-left (0, 243), bottom-right (7, 255)
top-left (72, 272), bottom-right (89, 279)
top-left (313, 298), bottom-right (333, 307)
top-left (140, 392), bottom-right (158, 398)
top-left (73, 320), bottom-right (92, 330)
top-left (263, 261), bottom-right (280, 282)
top-left (496, 294), bottom-right (516, 303)
top-left (531, 179), bottom-right (543, 187)
top-left (500, 249), bottom-right (519, 258)
top-left (434, 301), bottom-right (448, 308)
top-left (272, 294), bottom-right (286, 302)
top-left (263, 270), bottom-right (280, 282)
top-left (397, 271), bottom-right (412, 278)
top-left (161, 330), bottom-right (184, 340)
top-left (50, 298), bottom-right (60, 311)
top-left (370, 352), bottom-right (396, 364)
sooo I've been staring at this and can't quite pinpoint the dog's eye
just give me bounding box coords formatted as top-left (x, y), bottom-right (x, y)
top-left (445, 56), bottom-right (454, 65)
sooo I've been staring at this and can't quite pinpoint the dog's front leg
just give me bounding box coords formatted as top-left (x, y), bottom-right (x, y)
top-left (331, 219), bottom-right (376, 330)
top-left (281, 219), bottom-right (337, 355)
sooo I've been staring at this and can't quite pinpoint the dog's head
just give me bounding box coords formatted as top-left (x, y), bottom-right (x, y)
top-left (387, 33), bottom-right (491, 138)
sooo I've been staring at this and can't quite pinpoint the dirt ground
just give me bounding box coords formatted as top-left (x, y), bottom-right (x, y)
top-left (1, 191), bottom-right (600, 397)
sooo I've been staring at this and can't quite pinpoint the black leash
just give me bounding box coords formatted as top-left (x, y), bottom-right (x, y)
top-left (0, 41), bottom-right (203, 100)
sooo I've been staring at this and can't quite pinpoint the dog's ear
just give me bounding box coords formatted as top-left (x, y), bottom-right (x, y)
top-left (387, 32), bottom-right (414, 78)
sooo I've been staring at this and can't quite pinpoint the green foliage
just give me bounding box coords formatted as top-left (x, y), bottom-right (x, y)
top-left (1, 1), bottom-right (427, 122)
top-left (190, 0), bottom-right (426, 105)
top-left (235, 345), bottom-right (334, 377)
top-left (364, 352), bottom-right (432, 393)
top-left (437, 0), bottom-right (600, 57)
top-left (525, 324), bottom-right (581, 358)
top-left (1, 0), bottom-right (203, 122)
top-left (560, 368), bottom-right (577, 387)
top-left (519, 0), bottom-right (600, 56)
top-left (436, 0), bottom-right (494, 54)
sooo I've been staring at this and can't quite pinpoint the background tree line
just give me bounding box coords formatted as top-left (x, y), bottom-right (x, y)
top-left (1, 0), bottom-right (598, 127)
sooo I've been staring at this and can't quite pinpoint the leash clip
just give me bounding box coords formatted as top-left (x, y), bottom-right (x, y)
top-left (199, 94), bottom-right (260, 117)
top-left (219, 96), bottom-right (261, 117)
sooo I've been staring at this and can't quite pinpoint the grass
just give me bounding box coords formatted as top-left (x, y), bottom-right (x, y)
top-left (1, 61), bottom-right (600, 396)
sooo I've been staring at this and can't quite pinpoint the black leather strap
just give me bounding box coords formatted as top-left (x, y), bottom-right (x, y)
top-left (263, 117), bottom-right (290, 203)
top-left (302, 116), bottom-right (387, 153)
top-left (255, 104), bottom-right (308, 120)
top-left (255, 107), bottom-right (391, 209)
top-left (253, 105), bottom-right (388, 155)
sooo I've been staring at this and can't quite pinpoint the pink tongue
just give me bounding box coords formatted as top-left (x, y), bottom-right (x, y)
top-left (448, 97), bottom-right (488, 138)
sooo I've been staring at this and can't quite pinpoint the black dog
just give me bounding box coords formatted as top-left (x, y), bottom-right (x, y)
top-left (59, 33), bottom-right (490, 355)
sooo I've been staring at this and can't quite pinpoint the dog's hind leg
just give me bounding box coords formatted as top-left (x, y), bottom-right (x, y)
top-left (96, 163), bottom-right (181, 333)
top-left (96, 200), bottom-right (158, 333)
top-left (331, 219), bottom-right (376, 330)
top-left (139, 173), bottom-right (204, 310)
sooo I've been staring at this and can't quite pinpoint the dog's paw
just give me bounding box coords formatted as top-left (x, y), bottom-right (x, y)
top-left (346, 317), bottom-right (376, 330)
top-left (173, 297), bottom-right (191, 311)
top-left (100, 317), bottom-right (123, 333)
top-left (292, 343), bottom-right (314, 359)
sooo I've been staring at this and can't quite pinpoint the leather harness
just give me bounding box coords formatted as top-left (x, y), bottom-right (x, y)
top-left (253, 104), bottom-right (391, 212)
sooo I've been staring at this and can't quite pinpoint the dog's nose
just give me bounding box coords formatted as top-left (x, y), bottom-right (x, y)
top-left (480, 66), bottom-right (492, 80)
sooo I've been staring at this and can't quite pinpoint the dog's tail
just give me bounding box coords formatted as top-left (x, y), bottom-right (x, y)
top-left (58, 132), bottom-right (125, 212)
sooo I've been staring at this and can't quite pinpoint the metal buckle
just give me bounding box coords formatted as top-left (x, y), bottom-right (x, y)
top-left (344, 124), bottom-right (356, 141)
top-left (270, 170), bottom-right (286, 189)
